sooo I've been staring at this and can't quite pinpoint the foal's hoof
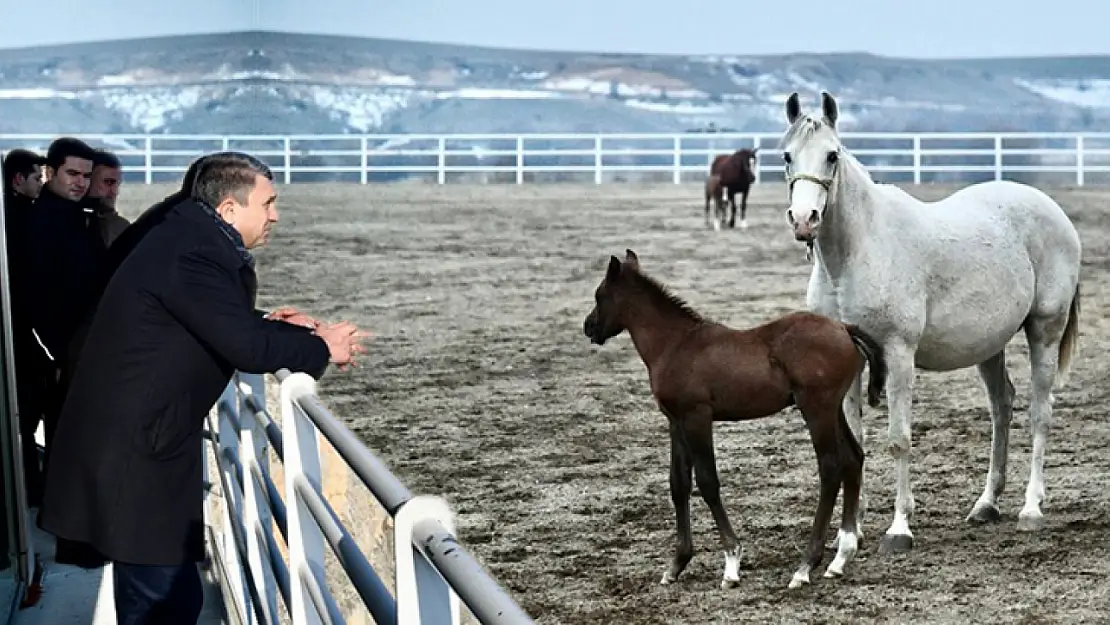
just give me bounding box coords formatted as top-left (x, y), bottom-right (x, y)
top-left (721, 577), bottom-right (740, 590)
top-left (966, 503), bottom-right (1002, 524)
top-left (877, 533), bottom-right (914, 555)
top-left (659, 571), bottom-right (677, 585)
top-left (1016, 510), bottom-right (1046, 532)
top-left (787, 570), bottom-right (810, 590)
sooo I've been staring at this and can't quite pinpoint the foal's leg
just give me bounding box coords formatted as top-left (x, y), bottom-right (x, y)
top-left (738, 189), bottom-right (749, 229)
top-left (789, 402), bottom-right (843, 589)
top-left (1017, 316), bottom-right (1066, 531)
top-left (967, 350), bottom-right (1015, 523)
top-left (684, 411), bottom-right (742, 589)
top-left (661, 420), bottom-right (695, 584)
top-left (826, 407), bottom-right (864, 580)
top-left (879, 342), bottom-right (917, 555)
top-left (726, 189), bottom-right (737, 229)
top-left (832, 371), bottom-right (867, 550)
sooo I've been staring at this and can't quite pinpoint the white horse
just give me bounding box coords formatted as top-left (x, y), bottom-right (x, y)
top-left (776, 91), bottom-right (1082, 586)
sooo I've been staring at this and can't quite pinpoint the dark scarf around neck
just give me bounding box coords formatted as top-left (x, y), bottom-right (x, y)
top-left (194, 199), bottom-right (255, 269)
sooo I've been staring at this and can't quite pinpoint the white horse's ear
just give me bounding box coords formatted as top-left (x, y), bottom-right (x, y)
top-left (821, 91), bottom-right (838, 129)
top-left (785, 92), bottom-right (802, 124)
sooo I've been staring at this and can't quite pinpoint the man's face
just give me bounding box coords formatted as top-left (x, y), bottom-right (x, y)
top-left (88, 165), bottom-right (122, 208)
top-left (223, 174), bottom-right (278, 249)
top-left (47, 156), bottom-right (93, 201)
top-left (13, 166), bottom-right (44, 199)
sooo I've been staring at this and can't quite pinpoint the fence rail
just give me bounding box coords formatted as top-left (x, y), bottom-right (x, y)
top-left (204, 369), bottom-right (533, 625)
top-left (5, 131), bottom-right (1110, 186)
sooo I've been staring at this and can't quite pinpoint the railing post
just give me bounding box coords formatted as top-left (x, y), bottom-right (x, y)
top-left (752, 136), bottom-right (761, 183)
top-left (283, 138), bottom-right (292, 185)
top-left (361, 136), bottom-right (369, 185)
top-left (594, 136), bottom-right (603, 185)
top-left (217, 382), bottom-right (252, 622)
top-left (239, 373), bottom-right (278, 624)
top-left (394, 495), bottom-right (461, 625)
top-left (281, 372), bottom-right (327, 625)
top-left (516, 136), bottom-right (524, 185)
top-left (672, 136), bottom-right (681, 185)
top-left (913, 135), bottom-right (922, 185)
top-left (994, 135), bottom-right (1003, 181)
top-left (144, 136), bottom-right (152, 184)
top-left (1076, 134), bottom-right (1085, 187)
top-left (437, 137), bottom-right (446, 184)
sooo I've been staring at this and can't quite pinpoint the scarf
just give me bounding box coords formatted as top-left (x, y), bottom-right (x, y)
top-left (194, 199), bottom-right (255, 269)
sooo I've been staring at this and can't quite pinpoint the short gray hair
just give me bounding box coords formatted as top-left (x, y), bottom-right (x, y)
top-left (190, 151), bottom-right (273, 208)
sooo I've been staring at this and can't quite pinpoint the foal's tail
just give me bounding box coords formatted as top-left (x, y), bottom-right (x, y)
top-left (1056, 282), bottom-right (1081, 388)
top-left (844, 324), bottom-right (888, 408)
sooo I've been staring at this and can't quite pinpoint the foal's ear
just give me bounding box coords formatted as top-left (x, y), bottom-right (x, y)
top-left (607, 255), bottom-right (622, 281)
top-left (624, 248), bottom-right (639, 266)
top-left (820, 91), bottom-right (838, 129)
top-left (785, 92), bottom-right (802, 124)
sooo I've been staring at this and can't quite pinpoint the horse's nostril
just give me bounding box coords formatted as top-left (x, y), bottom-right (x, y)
top-left (809, 210), bottom-right (819, 223)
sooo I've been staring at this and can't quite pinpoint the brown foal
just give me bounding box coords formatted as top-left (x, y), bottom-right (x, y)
top-left (583, 249), bottom-right (887, 590)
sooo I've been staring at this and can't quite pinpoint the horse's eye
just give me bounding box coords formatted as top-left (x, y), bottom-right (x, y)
top-left (826, 151), bottom-right (838, 164)
top-left (782, 152), bottom-right (792, 164)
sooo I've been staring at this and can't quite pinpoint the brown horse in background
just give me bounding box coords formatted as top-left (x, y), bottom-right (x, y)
top-left (583, 249), bottom-right (887, 590)
top-left (706, 148), bottom-right (758, 229)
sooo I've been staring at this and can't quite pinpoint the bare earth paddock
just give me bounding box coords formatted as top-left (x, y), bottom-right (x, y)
top-left (123, 182), bottom-right (1110, 624)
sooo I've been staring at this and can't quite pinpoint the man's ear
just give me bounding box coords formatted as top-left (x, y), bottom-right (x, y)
top-left (215, 198), bottom-right (239, 223)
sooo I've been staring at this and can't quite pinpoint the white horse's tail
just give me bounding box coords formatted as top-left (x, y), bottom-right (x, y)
top-left (1056, 282), bottom-right (1081, 388)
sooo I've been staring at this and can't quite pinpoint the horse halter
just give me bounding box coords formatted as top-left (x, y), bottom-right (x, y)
top-left (785, 168), bottom-right (839, 262)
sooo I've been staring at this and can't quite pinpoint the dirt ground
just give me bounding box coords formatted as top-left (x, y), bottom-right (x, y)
top-left (124, 181), bottom-right (1110, 624)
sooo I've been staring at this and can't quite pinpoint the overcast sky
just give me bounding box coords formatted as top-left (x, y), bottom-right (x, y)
top-left (1, 0), bottom-right (1106, 59)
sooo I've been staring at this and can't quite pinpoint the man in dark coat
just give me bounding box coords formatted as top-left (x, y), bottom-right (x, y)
top-left (1, 148), bottom-right (47, 505)
top-left (38, 152), bottom-right (367, 624)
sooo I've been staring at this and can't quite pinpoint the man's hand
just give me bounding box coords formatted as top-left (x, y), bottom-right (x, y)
top-left (268, 306), bottom-right (318, 329)
top-left (314, 321), bottom-right (371, 371)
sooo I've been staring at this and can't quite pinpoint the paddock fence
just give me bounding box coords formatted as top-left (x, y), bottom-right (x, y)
top-left (204, 368), bottom-right (534, 625)
top-left (3, 132), bottom-right (1110, 186)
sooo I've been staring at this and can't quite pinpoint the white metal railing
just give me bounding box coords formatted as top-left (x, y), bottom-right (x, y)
top-left (2, 132), bottom-right (1110, 186)
top-left (204, 368), bottom-right (532, 625)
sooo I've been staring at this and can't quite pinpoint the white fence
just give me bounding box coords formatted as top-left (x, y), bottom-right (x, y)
top-left (205, 369), bottom-right (533, 625)
top-left (5, 132), bottom-right (1110, 186)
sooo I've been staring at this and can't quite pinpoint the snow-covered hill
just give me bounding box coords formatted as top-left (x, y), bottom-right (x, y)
top-left (1, 32), bottom-right (1109, 136)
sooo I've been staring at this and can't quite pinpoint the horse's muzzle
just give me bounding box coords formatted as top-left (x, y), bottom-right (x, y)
top-left (792, 221), bottom-right (817, 242)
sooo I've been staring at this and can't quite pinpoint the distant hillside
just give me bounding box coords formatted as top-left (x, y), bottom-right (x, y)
top-left (1, 31), bottom-right (1109, 137)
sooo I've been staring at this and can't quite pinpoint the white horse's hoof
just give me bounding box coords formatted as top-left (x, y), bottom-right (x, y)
top-left (966, 502), bottom-right (1002, 524)
top-left (740, 219), bottom-right (748, 229)
top-left (1017, 509), bottom-right (1046, 532)
top-left (878, 532), bottom-right (913, 555)
top-left (721, 577), bottom-right (739, 590)
top-left (660, 571), bottom-right (676, 585)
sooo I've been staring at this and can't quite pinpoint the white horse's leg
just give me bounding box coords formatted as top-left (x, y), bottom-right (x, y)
top-left (1017, 318), bottom-right (1064, 531)
top-left (879, 342), bottom-right (916, 554)
top-left (967, 350), bottom-right (1014, 523)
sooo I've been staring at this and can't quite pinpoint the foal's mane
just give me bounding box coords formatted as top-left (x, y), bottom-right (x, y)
top-left (627, 267), bottom-right (708, 323)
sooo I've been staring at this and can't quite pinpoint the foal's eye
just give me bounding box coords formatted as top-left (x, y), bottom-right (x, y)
top-left (782, 152), bottom-right (792, 165)
top-left (826, 151), bottom-right (838, 164)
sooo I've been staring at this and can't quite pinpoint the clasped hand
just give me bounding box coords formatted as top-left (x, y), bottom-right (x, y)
top-left (269, 306), bottom-right (371, 371)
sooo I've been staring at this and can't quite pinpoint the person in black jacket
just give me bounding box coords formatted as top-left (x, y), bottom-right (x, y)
top-left (37, 152), bottom-right (367, 624)
top-left (1, 148), bottom-right (47, 505)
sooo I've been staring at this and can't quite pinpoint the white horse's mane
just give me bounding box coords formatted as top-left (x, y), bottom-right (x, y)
top-left (776, 115), bottom-right (826, 151)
